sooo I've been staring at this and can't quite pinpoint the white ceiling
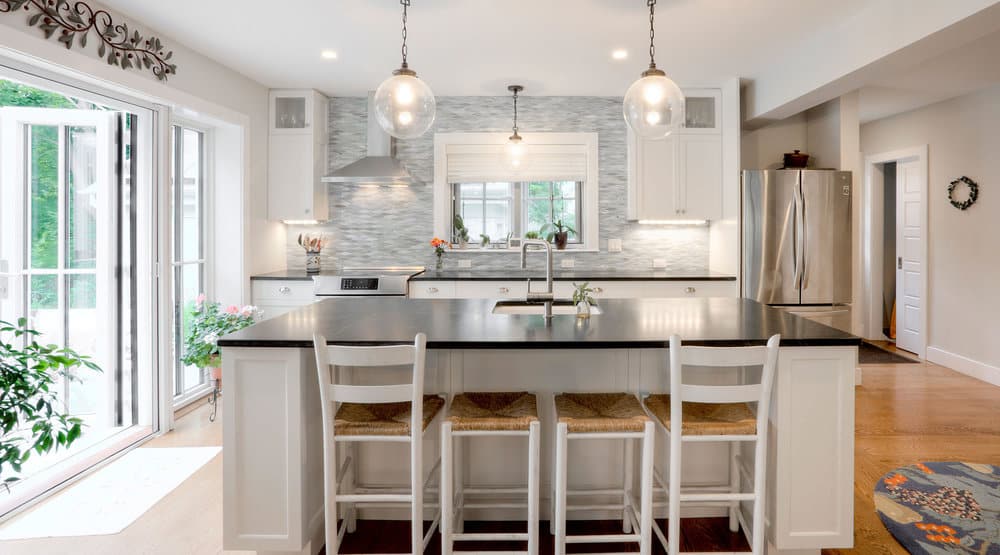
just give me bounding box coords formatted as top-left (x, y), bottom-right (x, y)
top-left (100, 0), bottom-right (873, 97)
top-left (858, 28), bottom-right (1000, 123)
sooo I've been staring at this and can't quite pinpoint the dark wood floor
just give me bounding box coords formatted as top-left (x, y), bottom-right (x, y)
top-left (327, 518), bottom-right (749, 554)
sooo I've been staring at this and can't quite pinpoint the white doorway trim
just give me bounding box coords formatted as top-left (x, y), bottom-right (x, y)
top-left (861, 145), bottom-right (928, 357)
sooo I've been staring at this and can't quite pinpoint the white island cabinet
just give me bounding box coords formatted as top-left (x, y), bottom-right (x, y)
top-left (220, 297), bottom-right (855, 555)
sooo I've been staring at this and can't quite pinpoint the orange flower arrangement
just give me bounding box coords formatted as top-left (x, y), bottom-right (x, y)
top-left (430, 237), bottom-right (451, 270)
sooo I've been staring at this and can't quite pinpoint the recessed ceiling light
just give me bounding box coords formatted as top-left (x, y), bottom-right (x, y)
top-left (612, 49), bottom-right (628, 60)
top-left (321, 50), bottom-right (338, 60)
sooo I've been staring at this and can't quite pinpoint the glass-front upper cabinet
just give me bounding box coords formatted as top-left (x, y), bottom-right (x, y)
top-left (269, 89), bottom-right (319, 134)
top-left (682, 88), bottom-right (722, 133)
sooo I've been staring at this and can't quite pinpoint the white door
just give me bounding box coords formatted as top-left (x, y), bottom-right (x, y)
top-left (0, 107), bottom-right (118, 425)
top-left (895, 159), bottom-right (924, 356)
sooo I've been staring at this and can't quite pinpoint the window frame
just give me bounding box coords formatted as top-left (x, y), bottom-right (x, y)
top-left (452, 181), bottom-right (584, 244)
top-left (433, 132), bottom-right (599, 252)
top-left (169, 119), bottom-right (214, 408)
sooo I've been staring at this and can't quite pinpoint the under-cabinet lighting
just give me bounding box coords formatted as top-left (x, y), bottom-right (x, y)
top-left (282, 219), bottom-right (321, 225)
top-left (637, 219), bottom-right (708, 226)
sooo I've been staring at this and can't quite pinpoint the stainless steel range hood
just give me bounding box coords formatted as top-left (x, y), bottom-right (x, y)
top-left (322, 93), bottom-right (417, 185)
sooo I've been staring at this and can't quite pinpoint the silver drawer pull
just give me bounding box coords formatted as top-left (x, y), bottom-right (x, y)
top-left (427, 287), bottom-right (439, 294)
top-left (593, 287), bottom-right (604, 294)
top-left (685, 287), bottom-right (696, 294)
top-left (278, 286), bottom-right (291, 294)
top-left (498, 287), bottom-right (510, 294)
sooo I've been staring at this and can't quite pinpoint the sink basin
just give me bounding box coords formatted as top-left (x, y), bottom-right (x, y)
top-left (492, 300), bottom-right (602, 316)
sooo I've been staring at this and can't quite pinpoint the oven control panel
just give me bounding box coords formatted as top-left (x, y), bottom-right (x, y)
top-left (340, 278), bottom-right (379, 291)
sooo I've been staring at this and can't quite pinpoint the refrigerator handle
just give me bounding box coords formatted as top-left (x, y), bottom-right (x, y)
top-left (793, 183), bottom-right (804, 289)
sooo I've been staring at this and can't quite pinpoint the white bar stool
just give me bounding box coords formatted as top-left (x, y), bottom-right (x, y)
top-left (642, 334), bottom-right (780, 555)
top-left (313, 332), bottom-right (445, 555)
top-left (552, 392), bottom-right (656, 555)
top-left (440, 391), bottom-right (541, 555)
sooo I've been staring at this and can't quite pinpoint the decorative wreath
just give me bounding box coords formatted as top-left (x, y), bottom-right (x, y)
top-left (947, 176), bottom-right (979, 210)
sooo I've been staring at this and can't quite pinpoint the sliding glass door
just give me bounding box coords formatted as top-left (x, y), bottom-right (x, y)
top-left (0, 75), bottom-right (156, 516)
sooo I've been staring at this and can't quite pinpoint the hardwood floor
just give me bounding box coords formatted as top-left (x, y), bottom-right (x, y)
top-left (0, 358), bottom-right (997, 554)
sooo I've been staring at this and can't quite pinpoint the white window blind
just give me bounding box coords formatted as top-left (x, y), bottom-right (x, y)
top-left (445, 143), bottom-right (589, 183)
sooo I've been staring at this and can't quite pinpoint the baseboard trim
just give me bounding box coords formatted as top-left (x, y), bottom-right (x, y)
top-left (927, 347), bottom-right (1000, 387)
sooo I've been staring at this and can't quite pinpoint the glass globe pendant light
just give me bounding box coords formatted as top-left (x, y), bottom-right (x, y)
top-left (374, 0), bottom-right (436, 139)
top-left (622, 0), bottom-right (685, 139)
top-left (505, 85), bottom-right (527, 171)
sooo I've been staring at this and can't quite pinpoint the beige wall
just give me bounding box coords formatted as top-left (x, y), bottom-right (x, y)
top-left (0, 1), bottom-right (285, 303)
top-left (862, 85), bottom-right (1000, 375)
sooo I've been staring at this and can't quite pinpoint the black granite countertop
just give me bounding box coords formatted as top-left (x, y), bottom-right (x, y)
top-left (251, 269), bottom-right (735, 282)
top-left (411, 270), bottom-right (736, 281)
top-left (219, 297), bottom-right (859, 349)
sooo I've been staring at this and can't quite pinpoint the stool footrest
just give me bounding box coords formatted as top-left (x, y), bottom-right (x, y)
top-left (453, 532), bottom-right (529, 541)
top-left (566, 533), bottom-right (640, 544)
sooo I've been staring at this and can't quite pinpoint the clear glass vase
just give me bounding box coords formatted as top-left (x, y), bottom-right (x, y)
top-left (576, 300), bottom-right (591, 318)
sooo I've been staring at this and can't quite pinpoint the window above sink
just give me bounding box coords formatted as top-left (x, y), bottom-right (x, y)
top-left (433, 133), bottom-right (599, 252)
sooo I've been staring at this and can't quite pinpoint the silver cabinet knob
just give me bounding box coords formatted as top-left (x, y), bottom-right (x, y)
top-left (427, 287), bottom-right (439, 294)
top-left (499, 287), bottom-right (510, 294)
top-left (278, 286), bottom-right (291, 294)
top-left (685, 287), bottom-right (696, 294)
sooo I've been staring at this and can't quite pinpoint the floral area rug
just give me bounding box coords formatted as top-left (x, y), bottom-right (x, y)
top-left (875, 462), bottom-right (1000, 554)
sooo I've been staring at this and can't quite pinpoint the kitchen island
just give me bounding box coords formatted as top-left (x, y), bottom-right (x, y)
top-left (220, 297), bottom-right (858, 555)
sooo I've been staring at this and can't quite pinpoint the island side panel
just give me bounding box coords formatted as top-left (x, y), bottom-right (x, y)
top-left (769, 346), bottom-right (856, 550)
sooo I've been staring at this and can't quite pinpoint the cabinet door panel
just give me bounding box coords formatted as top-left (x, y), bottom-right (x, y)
top-left (679, 135), bottom-right (722, 220)
top-left (408, 281), bottom-right (457, 298)
top-left (267, 135), bottom-right (314, 220)
top-left (637, 135), bottom-right (678, 220)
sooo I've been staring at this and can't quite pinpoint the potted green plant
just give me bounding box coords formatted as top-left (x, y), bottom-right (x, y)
top-left (182, 295), bottom-right (260, 391)
top-left (524, 230), bottom-right (541, 240)
top-left (453, 215), bottom-right (470, 248)
top-left (479, 233), bottom-right (491, 249)
top-left (572, 282), bottom-right (596, 318)
top-left (1, 318), bottom-right (101, 487)
top-left (541, 220), bottom-right (576, 250)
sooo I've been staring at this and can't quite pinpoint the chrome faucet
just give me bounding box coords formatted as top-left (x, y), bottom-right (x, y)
top-left (520, 239), bottom-right (554, 318)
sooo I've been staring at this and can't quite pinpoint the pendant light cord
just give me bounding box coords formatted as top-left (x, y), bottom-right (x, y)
top-left (512, 88), bottom-right (519, 135)
top-left (400, 0), bottom-right (410, 68)
top-left (648, 0), bottom-right (657, 69)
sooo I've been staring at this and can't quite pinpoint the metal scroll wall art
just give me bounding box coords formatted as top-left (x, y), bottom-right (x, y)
top-left (947, 176), bottom-right (979, 211)
top-left (0, 0), bottom-right (177, 81)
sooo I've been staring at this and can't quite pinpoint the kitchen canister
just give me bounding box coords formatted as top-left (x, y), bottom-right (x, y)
top-left (305, 250), bottom-right (321, 274)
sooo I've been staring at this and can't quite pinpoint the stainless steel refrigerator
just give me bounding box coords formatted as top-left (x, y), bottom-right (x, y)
top-left (742, 169), bottom-right (853, 331)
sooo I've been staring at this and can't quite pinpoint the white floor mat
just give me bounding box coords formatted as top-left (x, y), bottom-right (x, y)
top-left (0, 446), bottom-right (221, 539)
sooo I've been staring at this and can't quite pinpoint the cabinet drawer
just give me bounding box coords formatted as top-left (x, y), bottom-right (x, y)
top-left (251, 280), bottom-right (315, 302)
top-left (455, 281), bottom-right (528, 299)
top-left (559, 281), bottom-right (738, 299)
top-left (408, 281), bottom-right (457, 299)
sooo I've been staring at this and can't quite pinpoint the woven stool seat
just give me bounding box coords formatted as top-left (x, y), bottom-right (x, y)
top-left (447, 392), bottom-right (539, 432)
top-left (554, 392), bottom-right (649, 433)
top-left (335, 395), bottom-right (445, 436)
top-left (645, 394), bottom-right (756, 436)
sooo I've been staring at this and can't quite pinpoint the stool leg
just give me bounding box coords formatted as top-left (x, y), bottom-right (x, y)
top-left (729, 441), bottom-right (739, 533)
top-left (528, 421), bottom-right (540, 555)
top-left (454, 434), bottom-right (464, 534)
top-left (326, 437), bottom-right (339, 555)
top-left (347, 442), bottom-right (358, 533)
top-left (668, 431), bottom-right (681, 555)
top-left (639, 422), bottom-right (655, 555)
top-left (623, 437), bottom-right (634, 533)
top-left (751, 435), bottom-right (768, 555)
top-left (554, 422), bottom-right (568, 555)
top-left (411, 434), bottom-right (423, 555)
top-left (441, 422), bottom-right (453, 555)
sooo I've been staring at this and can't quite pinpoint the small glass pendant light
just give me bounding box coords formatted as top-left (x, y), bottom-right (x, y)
top-left (622, 0), bottom-right (685, 139)
top-left (505, 85), bottom-right (527, 171)
top-left (374, 0), bottom-right (436, 139)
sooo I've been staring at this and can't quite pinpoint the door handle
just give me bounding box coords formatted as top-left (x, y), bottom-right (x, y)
top-left (792, 185), bottom-right (804, 289)
top-left (897, 257), bottom-right (902, 270)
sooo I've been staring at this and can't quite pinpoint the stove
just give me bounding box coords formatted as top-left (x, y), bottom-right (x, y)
top-left (313, 266), bottom-right (425, 297)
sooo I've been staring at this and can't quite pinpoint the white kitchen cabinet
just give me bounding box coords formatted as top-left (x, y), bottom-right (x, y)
top-left (267, 89), bottom-right (329, 222)
top-left (251, 279), bottom-right (316, 320)
top-left (627, 88), bottom-right (723, 222)
top-left (410, 280), bottom-right (737, 300)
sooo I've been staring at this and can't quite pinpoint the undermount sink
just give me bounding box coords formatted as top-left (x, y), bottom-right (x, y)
top-left (492, 300), bottom-right (603, 316)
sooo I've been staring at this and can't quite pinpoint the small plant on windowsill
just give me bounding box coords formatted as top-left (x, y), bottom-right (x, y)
top-left (541, 220), bottom-right (576, 250)
top-left (479, 234), bottom-right (491, 249)
top-left (572, 282), bottom-right (596, 318)
top-left (182, 295), bottom-right (260, 421)
top-left (453, 215), bottom-right (470, 249)
top-left (524, 231), bottom-right (541, 240)
top-left (0, 318), bottom-right (101, 489)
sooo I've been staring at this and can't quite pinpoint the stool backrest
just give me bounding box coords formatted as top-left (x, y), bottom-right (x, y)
top-left (313, 333), bottom-right (427, 434)
top-left (668, 334), bottom-right (780, 434)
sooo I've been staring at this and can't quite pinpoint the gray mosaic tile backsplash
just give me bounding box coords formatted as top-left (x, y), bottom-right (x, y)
top-left (285, 96), bottom-right (710, 272)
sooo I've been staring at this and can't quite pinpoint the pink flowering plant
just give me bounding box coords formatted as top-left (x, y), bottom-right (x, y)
top-left (181, 295), bottom-right (260, 369)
